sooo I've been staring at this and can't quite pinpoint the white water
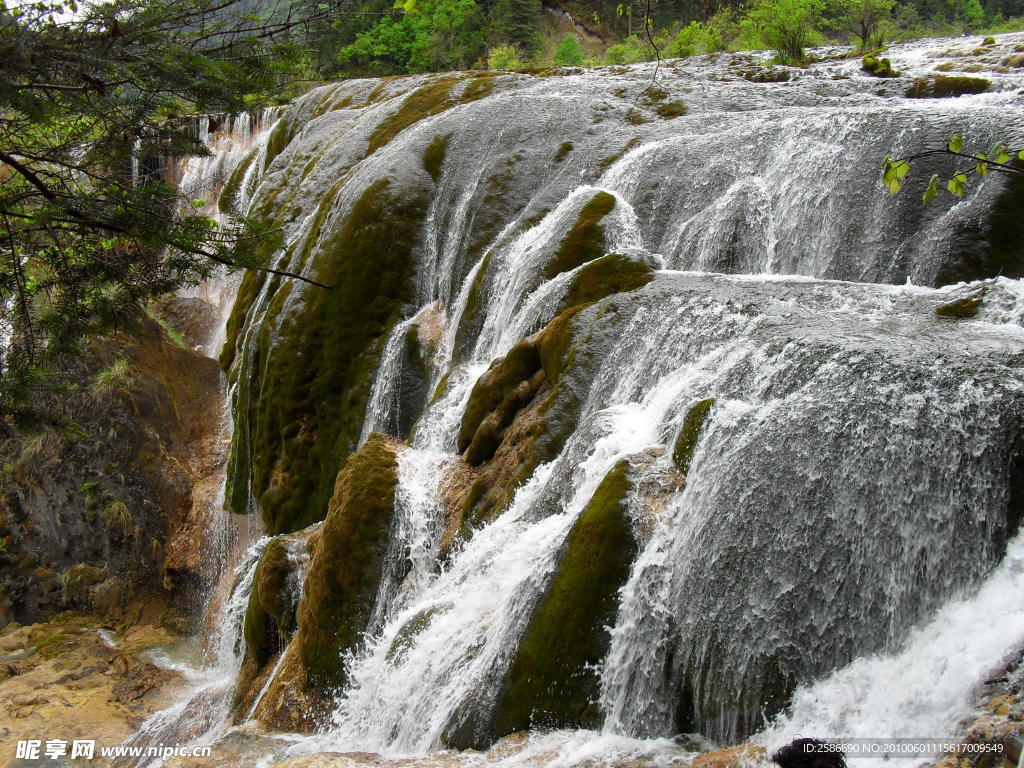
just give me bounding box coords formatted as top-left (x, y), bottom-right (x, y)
top-left (152, 30), bottom-right (1024, 767)
top-left (760, 530), bottom-right (1024, 766)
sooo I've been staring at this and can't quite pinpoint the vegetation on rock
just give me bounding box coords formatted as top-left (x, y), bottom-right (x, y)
top-left (489, 460), bottom-right (638, 740)
top-left (673, 398), bottom-right (716, 474)
top-left (296, 434), bottom-right (401, 687)
top-left (225, 177), bottom-right (429, 535)
top-left (543, 192), bottom-right (617, 279)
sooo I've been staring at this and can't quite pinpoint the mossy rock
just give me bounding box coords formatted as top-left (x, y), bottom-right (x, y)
top-left (226, 177), bottom-right (428, 534)
top-left (553, 142), bottom-right (574, 163)
top-left (488, 460), bottom-right (638, 740)
top-left (385, 606), bottom-right (438, 663)
top-left (256, 538), bottom-right (296, 632)
top-left (743, 67), bottom-right (791, 83)
top-left (458, 340), bottom-right (545, 465)
top-left (861, 54), bottom-right (899, 77)
top-left (557, 253), bottom-right (655, 315)
top-left (935, 293), bottom-right (984, 319)
top-left (673, 398), bottom-right (715, 474)
top-left (242, 536), bottom-right (304, 665)
top-left (243, 557), bottom-right (278, 667)
top-left (543, 192), bottom-right (617, 280)
top-left (655, 100), bottom-right (687, 119)
top-left (367, 76), bottom-right (459, 156)
top-left (218, 147), bottom-right (259, 216)
top-left (906, 74), bottom-right (989, 98)
top-left (423, 133), bottom-right (452, 183)
top-left (597, 138), bottom-right (641, 175)
top-left (297, 434), bottom-right (401, 687)
top-left (263, 115), bottom-right (298, 170)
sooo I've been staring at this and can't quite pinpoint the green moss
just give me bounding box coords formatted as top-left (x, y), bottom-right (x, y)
top-left (673, 398), bottom-right (715, 474)
top-left (257, 538), bottom-right (295, 629)
top-left (624, 108), bottom-right (650, 125)
top-left (297, 434), bottom-right (399, 687)
top-left (490, 459), bottom-right (638, 739)
top-left (638, 85), bottom-right (669, 104)
top-left (459, 339), bottom-right (544, 465)
top-left (655, 100), bottom-right (688, 119)
top-left (34, 631), bottom-right (72, 660)
top-left (423, 133), bottom-right (452, 183)
top-left (367, 76), bottom-right (459, 156)
top-left (309, 88), bottom-right (354, 120)
top-left (243, 545), bottom-right (281, 665)
top-left (385, 606), bottom-right (437, 662)
top-left (228, 177), bottom-right (428, 534)
top-left (553, 142), bottom-right (574, 163)
top-left (861, 54), bottom-right (898, 77)
top-left (461, 73), bottom-right (497, 103)
top-left (543, 192), bottom-right (617, 280)
top-left (743, 67), bottom-right (791, 83)
top-left (557, 253), bottom-right (654, 314)
top-left (597, 138), bottom-right (641, 175)
top-left (453, 251), bottom-right (493, 355)
top-left (428, 369), bottom-right (455, 407)
top-left (263, 116), bottom-right (297, 171)
top-left (935, 294), bottom-right (983, 318)
top-left (219, 147), bottom-right (259, 216)
top-left (906, 74), bottom-right (989, 98)
top-left (457, 308), bottom-right (588, 534)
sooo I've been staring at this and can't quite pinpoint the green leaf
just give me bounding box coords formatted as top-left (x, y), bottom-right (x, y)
top-left (975, 155), bottom-right (988, 177)
top-left (995, 150), bottom-right (1011, 165)
top-left (948, 135), bottom-right (964, 153)
top-left (922, 174), bottom-right (940, 203)
top-left (946, 172), bottom-right (968, 198)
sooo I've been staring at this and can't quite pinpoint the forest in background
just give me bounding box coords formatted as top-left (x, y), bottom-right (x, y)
top-left (305, 0), bottom-right (1024, 76)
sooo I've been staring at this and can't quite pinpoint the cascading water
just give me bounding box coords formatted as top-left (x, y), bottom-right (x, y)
top-left (117, 111), bottom-right (283, 764)
top-left (141, 31), bottom-right (1024, 768)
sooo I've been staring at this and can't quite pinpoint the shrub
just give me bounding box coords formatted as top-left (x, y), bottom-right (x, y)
top-left (553, 33), bottom-right (585, 66)
top-left (603, 34), bottom-right (657, 64)
top-left (488, 44), bottom-right (525, 69)
top-left (669, 21), bottom-right (707, 57)
top-left (740, 0), bottom-right (825, 64)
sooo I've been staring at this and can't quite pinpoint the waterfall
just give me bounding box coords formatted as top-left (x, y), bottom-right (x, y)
top-left (118, 110), bottom-right (281, 765)
top-left (145, 31), bottom-right (1024, 767)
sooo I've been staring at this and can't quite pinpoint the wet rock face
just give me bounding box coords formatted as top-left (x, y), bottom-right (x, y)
top-left (296, 434), bottom-right (403, 688)
top-left (200, 35), bottom-right (1024, 755)
top-left (490, 460), bottom-right (639, 739)
top-left (224, 175), bottom-right (430, 536)
top-left (0, 312), bottom-right (225, 628)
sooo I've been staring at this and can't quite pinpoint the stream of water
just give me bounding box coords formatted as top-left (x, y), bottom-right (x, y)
top-left (133, 32), bottom-right (1024, 768)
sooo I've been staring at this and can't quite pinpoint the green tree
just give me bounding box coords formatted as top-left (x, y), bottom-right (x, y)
top-left (831, 0), bottom-right (895, 48)
top-left (0, 0), bottom-right (329, 422)
top-left (956, 0), bottom-right (987, 29)
top-left (740, 0), bottom-right (824, 63)
top-left (486, 0), bottom-right (541, 53)
top-left (554, 33), bottom-right (586, 65)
